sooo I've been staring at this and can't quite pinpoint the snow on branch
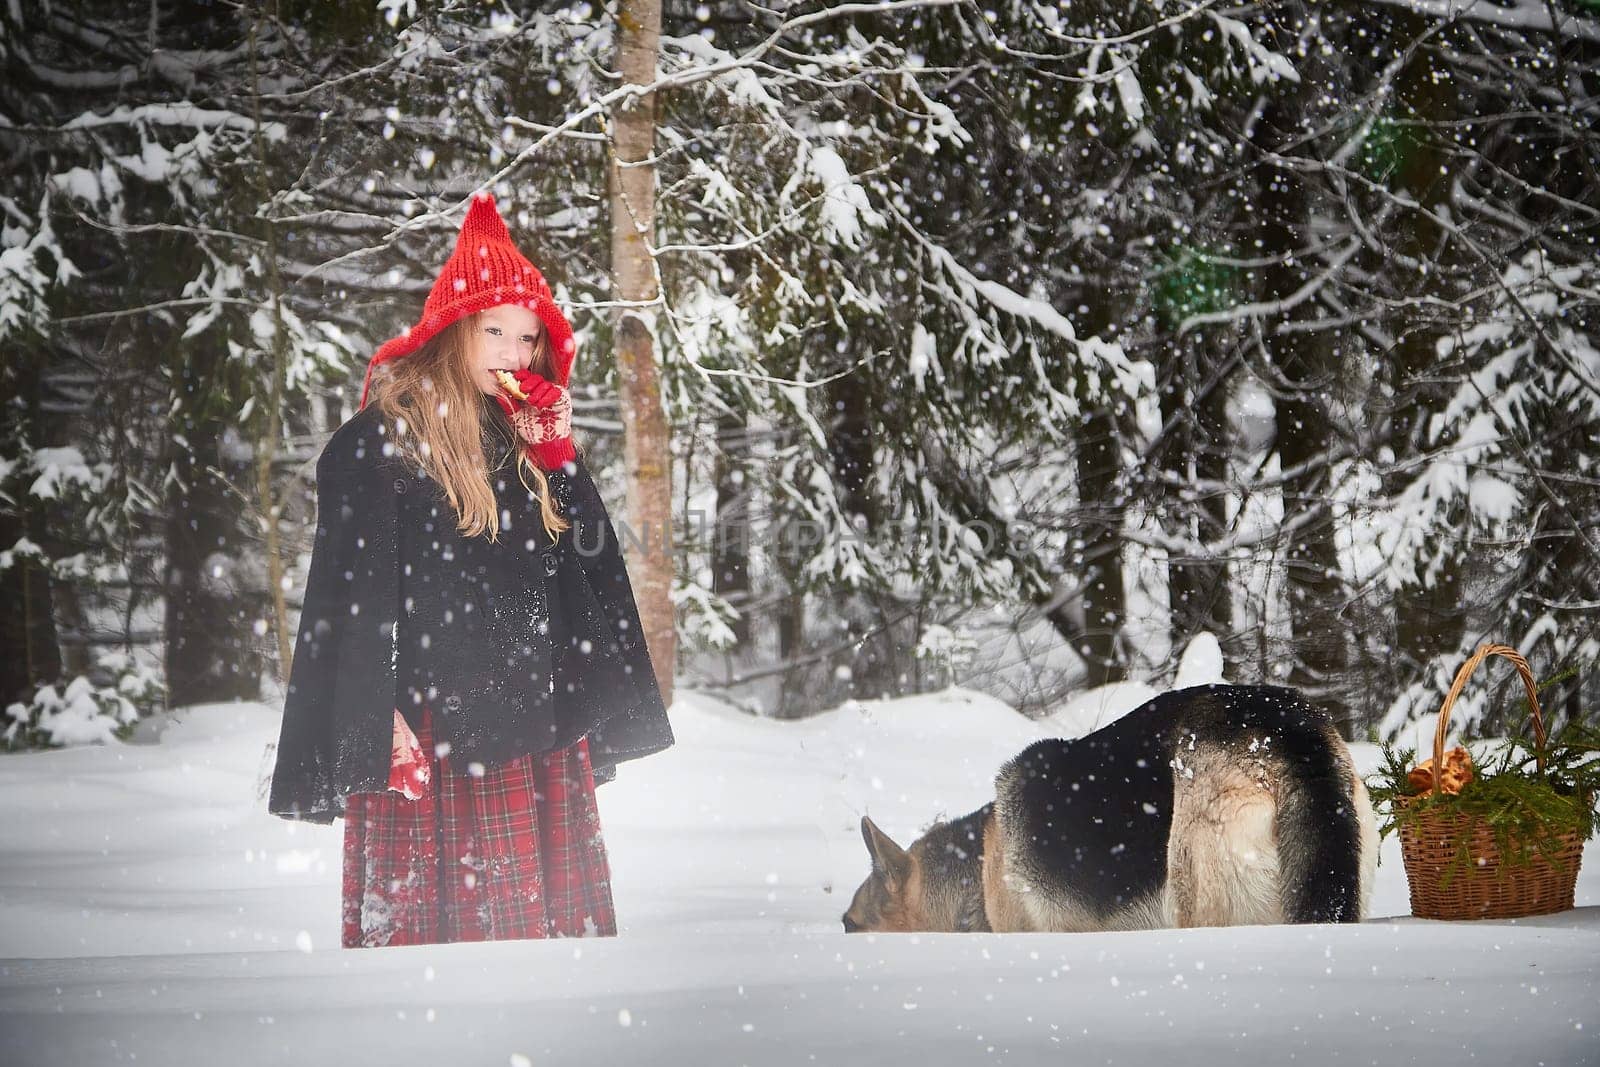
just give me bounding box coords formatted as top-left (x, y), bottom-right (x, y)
top-left (0, 194), bottom-right (73, 340)
top-left (61, 102), bottom-right (283, 139)
top-left (1361, 0), bottom-right (1600, 44)
top-left (891, 206), bottom-right (1154, 413)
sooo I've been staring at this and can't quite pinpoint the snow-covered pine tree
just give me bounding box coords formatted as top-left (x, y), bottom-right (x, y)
top-left (641, 2), bottom-right (1174, 712)
top-left (3, 0), bottom-right (287, 726)
top-left (1155, 2), bottom-right (1600, 737)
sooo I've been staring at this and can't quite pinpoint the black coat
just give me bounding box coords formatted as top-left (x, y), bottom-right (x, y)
top-left (268, 394), bottom-right (674, 824)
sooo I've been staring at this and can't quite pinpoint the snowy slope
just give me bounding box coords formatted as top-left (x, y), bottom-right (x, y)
top-left (1, 687), bottom-right (1597, 1066)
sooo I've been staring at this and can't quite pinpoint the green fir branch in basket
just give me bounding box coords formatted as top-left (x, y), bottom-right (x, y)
top-left (1366, 710), bottom-right (1600, 880)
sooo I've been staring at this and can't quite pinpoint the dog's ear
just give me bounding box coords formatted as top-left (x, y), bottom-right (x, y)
top-left (860, 815), bottom-right (911, 888)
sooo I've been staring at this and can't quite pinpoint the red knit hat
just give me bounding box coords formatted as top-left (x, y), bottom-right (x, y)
top-left (359, 192), bottom-right (577, 408)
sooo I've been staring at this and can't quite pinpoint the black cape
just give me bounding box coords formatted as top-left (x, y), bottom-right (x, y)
top-left (268, 395), bottom-right (674, 824)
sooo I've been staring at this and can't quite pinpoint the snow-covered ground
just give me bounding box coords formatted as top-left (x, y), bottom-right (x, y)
top-left (2, 683), bottom-right (1597, 1066)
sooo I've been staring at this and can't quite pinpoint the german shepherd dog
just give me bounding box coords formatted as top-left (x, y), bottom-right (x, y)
top-left (844, 684), bottom-right (1378, 933)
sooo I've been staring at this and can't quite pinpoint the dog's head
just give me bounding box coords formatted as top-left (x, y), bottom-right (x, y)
top-left (843, 815), bottom-right (923, 933)
top-left (843, 809), bottom-right (990, 933)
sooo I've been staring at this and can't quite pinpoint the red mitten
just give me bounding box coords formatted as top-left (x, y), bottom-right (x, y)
top-left (511, 369), bottom-right (564, 409)
top-left (508, 384), bottom-right (575, 472)
top-left (491, 368), bottom-right (576, 470)
top-left (387, 709), bottom-right (430, 800)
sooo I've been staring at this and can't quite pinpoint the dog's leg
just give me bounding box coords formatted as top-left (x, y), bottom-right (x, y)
top-left (1274, 725), bottom-right (1366, 924)
top-left (1349, 755), bottom-right (1380, 921)
top-left (1166, 832), bottom-right (1198, 928)
top-left (1170, 745), bottom-right (1281, 927)
top-left (981, 806), bottom-right (1031, 932)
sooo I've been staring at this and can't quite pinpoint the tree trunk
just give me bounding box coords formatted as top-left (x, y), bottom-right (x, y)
top-left (1275, 335), bottom-right (1353, 733)
top-left (163, 415), bottom-right (263, 706)
top-left (250, 10), bottom-right (294, 684)
top-left (711, 411), bottom-right (751, 646)
top-left (826, 360), bottom-right (900, 698)
top-left (828, 369), bottom-right (879, 528)
top-left (1072, 407), bottom-right (1127, 687)
top-left (0, 358), bottom-right (62, 708)
top-left (1159, 335), bottom-right (1232, 659)
top-left (1256, 100), bottom-right (1356, 734)
top-left (610, 0), bottom-right (676, 708)
top-left (1387, 11), bottom-right (1466, 686)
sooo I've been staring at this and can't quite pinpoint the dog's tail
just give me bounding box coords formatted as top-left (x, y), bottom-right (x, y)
top-left (1273, 719), bottom-right (1369, 923)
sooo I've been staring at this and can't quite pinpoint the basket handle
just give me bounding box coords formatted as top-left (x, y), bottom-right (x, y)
top-left (1430, 643), bottom-right (1546, 795)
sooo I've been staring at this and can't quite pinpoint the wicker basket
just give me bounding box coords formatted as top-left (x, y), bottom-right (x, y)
top-left (1396, 643), bottom-right (1586, 921)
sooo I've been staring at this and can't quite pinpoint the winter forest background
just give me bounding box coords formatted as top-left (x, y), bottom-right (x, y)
top-left (3, 0), bottom-right (1598, 750)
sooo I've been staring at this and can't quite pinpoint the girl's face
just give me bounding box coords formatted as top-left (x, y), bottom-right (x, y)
top-left (468, 303), bottom-right (545, 395)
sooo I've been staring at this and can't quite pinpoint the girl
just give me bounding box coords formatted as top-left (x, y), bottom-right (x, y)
top-left (269, 192), bottom-right (675, 948)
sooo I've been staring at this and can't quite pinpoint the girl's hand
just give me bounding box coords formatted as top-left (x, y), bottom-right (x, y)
top-left (510, 369), bottom-right (564, 409)
top-left (493, 369), bottom-right (576, 470)
top-left (388, 710), bottom-right (429, 800)
top-left (508, 388), bottom-right (572, 463)
top-left (509, 388), bottom-right (573, 450)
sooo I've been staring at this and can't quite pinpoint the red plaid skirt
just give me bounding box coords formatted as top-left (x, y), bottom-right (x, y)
top-left (340, 708), bottom-right (617, 948)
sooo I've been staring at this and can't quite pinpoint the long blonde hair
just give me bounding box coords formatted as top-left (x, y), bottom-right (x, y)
top-left (370, 311), bottom-right (572, 543)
